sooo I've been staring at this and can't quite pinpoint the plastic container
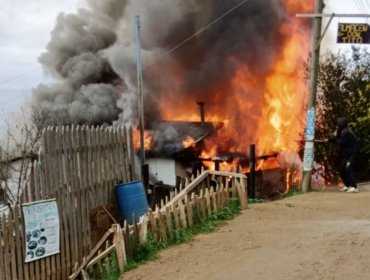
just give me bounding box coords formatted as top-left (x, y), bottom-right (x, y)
top-left (115, 181), bottom-right (148, 224)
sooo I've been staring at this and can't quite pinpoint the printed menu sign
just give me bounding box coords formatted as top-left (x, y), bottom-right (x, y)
top-left (22, 199), bottom-right (60, 262)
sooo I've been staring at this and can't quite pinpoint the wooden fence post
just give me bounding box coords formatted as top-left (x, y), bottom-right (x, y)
top-left (112, 224), bottom-right (126, 272)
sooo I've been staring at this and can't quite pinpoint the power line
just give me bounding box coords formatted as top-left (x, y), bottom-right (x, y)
top-left (364, 0), bottom-right (370, 12)
top-left (359, 0), bottom-right (370, 12)
top-left (0, 67), bottom-right (40, 87)
top-left (1, 0), bottom-right (251, 86)
top-left (354, 0), bottom-right (367, 13)
top-left (353, 0), bottom-right (363, 13)
top-left (143, 0), bottom-right (250, 71)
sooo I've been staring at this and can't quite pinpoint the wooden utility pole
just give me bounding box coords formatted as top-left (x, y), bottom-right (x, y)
top-left (301, 0), bottom-right (324, 193)
top-left (298, 4), bottom-right (370, 192)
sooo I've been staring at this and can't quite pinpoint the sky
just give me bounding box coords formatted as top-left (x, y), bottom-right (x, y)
top-left (0, 0), bottom-right (369, 119)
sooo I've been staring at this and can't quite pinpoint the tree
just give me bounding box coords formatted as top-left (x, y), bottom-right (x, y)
top-left (0, 106), bottom-right (49, 206)
top-left (315, 47), bottom-right (370, 182)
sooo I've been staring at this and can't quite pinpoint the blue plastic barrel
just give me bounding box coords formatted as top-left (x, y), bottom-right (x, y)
top-left (115, 181), bottom-right (148, 224)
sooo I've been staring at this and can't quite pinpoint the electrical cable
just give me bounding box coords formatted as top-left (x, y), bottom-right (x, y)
top-left (355, 0), bottom-right (368, 13)
top-left (359, 0), bottom-right (370, 12)
top-left (143, 0), bottom-right (250, 71)
top-left (353, 0), bottom-right (364, 13)
top-left (0, 0), bottom-right (250, 105)
top-left (0, 67), bottom-right (40, 86)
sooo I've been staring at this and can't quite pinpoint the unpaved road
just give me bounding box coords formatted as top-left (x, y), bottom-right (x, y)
top-left (123, 187), bottom-right (370, 280)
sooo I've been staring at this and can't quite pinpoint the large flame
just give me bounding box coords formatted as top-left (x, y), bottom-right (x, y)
top-left (139, 1), bottom-right (314, 173)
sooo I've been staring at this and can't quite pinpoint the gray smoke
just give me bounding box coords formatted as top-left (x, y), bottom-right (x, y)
top-left (33, 0), bottom-right (127, 125)
top-left (33, 0), bottom-right (304, 152)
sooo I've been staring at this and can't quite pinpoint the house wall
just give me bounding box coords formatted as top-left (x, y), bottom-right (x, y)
top-left (147, 158), bottom-right (177, 186)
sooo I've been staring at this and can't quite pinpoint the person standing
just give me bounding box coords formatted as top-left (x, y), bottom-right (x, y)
top-left (329, 117), bottom-right (360, 193)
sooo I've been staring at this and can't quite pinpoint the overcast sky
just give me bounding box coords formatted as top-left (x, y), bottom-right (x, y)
top-left (0, 0), bottom-right (369, 118)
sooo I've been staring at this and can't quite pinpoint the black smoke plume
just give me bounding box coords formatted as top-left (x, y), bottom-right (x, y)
top-left (33, 0), bottom-right (293, 127)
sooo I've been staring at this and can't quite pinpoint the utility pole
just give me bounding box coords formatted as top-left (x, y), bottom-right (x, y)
top-left (135, 15), bottom-right (145, 167)
top-left (301, 0), bottom-right (324, 193)
top-left (297, 8), bottom-right (370, 192)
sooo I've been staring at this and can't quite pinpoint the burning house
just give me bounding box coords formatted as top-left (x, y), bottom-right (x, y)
top-left (32, 0), bottom-right (315, 198)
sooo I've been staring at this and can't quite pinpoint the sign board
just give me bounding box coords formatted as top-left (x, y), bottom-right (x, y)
top-left (337, 23), bottom-right (370, 44)
top-left (305, 108), bottom-right (316, 141)
top-left (22, 199), bottom-right (60, 262)
top-left (303, 141), bottom-right (314, 171)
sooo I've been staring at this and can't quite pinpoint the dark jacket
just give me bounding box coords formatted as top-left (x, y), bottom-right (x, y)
top-left (329, 117), bottom-right (360, 160)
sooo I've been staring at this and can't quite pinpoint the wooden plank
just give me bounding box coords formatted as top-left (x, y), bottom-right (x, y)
top-left (101, 127), bottom-right (108, 189)
top-left (128, 127), bottom-right (137, 181)
top-left (224, 184), bottom-right (229, 206)
top-left (214, 185), bottom-right (220, 210)
top-left (199, 190), bottom-right (206, 219)
top-left (157, 209), bottom-right (167, 241)
top-left (236, 182), bottom-right (247, 210)
top-left (49, 129), bottom-right (60, 280)
top-left (112, 224), bottom-right (126, 272)
top-left (172, 203), bottom-right (180, 229)
top-left (79, 128), bottom-right (89, 257)
top-left (163, 171), bottom-right (209, 210)
top-left (208, 170), bottom-right (247, 179)
top-left (240, 178), bottom-right (248, 208)
top-left (211, 186), bottom-right (217, 213)
top-left (123, 221), bottom-right (132, 260)
top-left (205, 188), bottom-right (211, 216)
top-left (14, 207), bottom-right (24, 280)
top-left (221, 184), bottom-right (227, 207)
top-left (178, 201), bottom-right (187, 229)
top-left (68, 228), bottom-right (113, 280)
top-left (122, 128), bottom-right (130, 183)
top-left (108, 127), bottom-right (115, 181)
top-left (0, 214), bottom-right (12, 279)
top-left (85, 244), bottom-right (115, 269)
top-left (8, 213), bottom-right (18, 279)
top-left (138, 215), bottom-right (148, 244)
top-left (69, 127), bottom-right (80, 267)
top-left (165, 207), bottom-right (172, 236)
top-left (3, 213), bottom-right (11, 280)
top-left (37, 133), bottom-right (49, 280)
top-left (75, 127), bottom-right (84, 262)
top-left (66, 190), bottom-right (78, 274)
top-left (185, 199), bottom-right (193, 228)
top-left (61, 190), bottom-right (71, 279)
top-left (119, 128), bottom-right (128, 182)
top-left (148, 209), bottom-right (158, 241)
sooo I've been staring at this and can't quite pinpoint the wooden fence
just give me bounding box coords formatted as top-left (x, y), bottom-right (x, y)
top-left (70, 170), bottom-right (248, 279)
top-left (0, 125), bottom-right (137, 280)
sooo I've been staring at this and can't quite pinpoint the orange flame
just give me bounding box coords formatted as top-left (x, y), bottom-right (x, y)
top-left (133, 129), bottom-right (153, 151)
top-left (139, 1), bottom-right (314, 174)
top-left (182, 136), bottom-right (196, 148)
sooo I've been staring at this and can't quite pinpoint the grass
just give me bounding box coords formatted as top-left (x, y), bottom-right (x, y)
top-left (124, 198), bottom-right (241, 271)
top-left (88, 251), bottom-right (121, 280)
top-left (248, 198), bottom-right (265, 204)
top-left (282, 188), bottom-right (302, 198)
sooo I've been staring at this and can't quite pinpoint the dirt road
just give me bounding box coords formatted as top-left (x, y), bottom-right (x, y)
top-left (123, 187), bottom-right (370, 280)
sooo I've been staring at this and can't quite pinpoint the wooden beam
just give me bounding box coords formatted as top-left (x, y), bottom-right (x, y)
top-left (112, 224), bottom-right (127, 272)
top-left (85, 244), bottom-right (115, 269)
top-left (296, 13), bottom-right (370, 18)
top-left (208, 170), bottom-right (247, 179)
top-left (69, 229), bottom-right (114, 280)
top-left (162, 170), bottom-right (210, 209)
